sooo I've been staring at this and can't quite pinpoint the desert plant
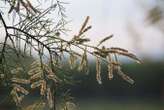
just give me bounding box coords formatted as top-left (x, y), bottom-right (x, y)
top-left (0, 0), bottom-right (141, 110)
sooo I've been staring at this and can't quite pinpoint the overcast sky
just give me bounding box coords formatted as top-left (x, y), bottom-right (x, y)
top-left (0, 0), bottom-right (163, 60)
top-left (65, 0), bottom-right (164, 60)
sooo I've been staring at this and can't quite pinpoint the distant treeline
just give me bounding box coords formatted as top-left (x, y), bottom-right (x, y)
top-left (69, 61), bottom-right (164, 101)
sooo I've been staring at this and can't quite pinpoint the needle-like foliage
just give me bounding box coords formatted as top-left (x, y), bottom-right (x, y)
top-left (0, 0), bottom-right (141, 110)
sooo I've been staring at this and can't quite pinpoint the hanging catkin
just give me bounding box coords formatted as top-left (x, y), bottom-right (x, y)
top-left (96, 57), bottom-right (102, 84)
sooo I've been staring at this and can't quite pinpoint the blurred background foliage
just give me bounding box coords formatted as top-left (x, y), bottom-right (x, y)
top-left (67, 0), bottom-right (164, 109)
top-left (0, 58), bottom-right (163, 110)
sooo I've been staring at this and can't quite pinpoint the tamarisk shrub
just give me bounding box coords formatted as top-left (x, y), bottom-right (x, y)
top-left (0, 0), bottom-right (141, 110)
